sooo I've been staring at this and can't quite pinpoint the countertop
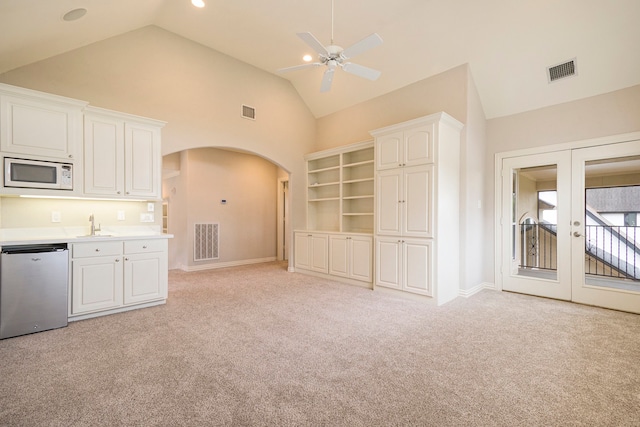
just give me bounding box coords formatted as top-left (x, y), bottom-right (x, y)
top-left (0, 226), bottom-right (173, 246)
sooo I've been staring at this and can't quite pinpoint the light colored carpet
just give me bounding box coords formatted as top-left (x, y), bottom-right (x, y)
top-left (1, 261), bottom-right (639, 426)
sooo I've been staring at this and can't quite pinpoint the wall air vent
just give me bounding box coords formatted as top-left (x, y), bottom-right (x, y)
top-left (547, 58), bottom-right (577, 83)
top-left (241, 104), bottom-right (256, 120)
top-left (194, 223), bottom-right (219, 261)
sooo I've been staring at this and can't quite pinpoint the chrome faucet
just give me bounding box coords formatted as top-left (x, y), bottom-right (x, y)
top-left (89, 214), bottom-right (101, 236)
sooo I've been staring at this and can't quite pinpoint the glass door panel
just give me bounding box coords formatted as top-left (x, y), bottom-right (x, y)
top-left (502, 151), bottom-right (572, 300)
top-left (571, 142), bottom-right (640, 313)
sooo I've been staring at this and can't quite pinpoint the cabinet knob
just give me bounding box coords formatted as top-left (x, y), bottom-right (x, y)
top-left (142, 245), bottom-right (147, 249)
top-left (115, 258), bottom-right (120, 262)
top-left (126, 191), bottom-right (130, 195)
top-left (68, 154), bottom-right (73, 159)
top-left (125, 257), bottom-right (129, 261)
top-left (117, 191), bottom-right (121, 194)
top-left (95, 248), bottom-right (100, 252)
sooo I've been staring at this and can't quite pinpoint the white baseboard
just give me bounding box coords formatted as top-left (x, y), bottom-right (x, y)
top-left (459, 282), bottom-right (496, 298)
top-left (180, 257), bottom-right (277, 272)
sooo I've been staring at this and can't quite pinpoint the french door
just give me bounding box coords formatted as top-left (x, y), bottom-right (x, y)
top-left (501, 140), bottom-right (640, 313)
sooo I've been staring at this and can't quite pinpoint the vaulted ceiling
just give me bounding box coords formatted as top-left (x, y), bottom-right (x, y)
top-left (1, 0), bottom-right (638, 119)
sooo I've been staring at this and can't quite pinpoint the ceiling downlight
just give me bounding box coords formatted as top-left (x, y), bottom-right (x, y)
top-left (62, 8), bottom-right (87, 21)
top-left (547, 58), bottom-right (577, 83)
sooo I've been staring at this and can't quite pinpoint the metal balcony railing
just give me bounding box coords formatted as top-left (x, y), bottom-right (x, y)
top-left (519, 223), bottom-right (640, 281)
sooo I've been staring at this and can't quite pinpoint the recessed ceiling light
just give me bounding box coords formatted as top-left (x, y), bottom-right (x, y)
top-left (191, 0), bottom-right (205, 8)
top-left (303, 55), bottom-right (313, 62)
top-left (62, 8), bottom-right (87, 21)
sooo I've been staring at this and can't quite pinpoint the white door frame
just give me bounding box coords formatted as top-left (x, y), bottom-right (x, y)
top-left (276, 178), bottom-right (290, 262)
top-left (494, 131), bottom-right (640, 292)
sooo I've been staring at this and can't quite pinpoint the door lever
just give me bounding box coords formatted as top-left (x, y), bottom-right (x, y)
top-left (573, 231), bottom-right (583, 237)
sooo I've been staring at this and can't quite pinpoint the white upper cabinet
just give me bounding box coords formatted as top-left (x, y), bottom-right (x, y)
top-left (377, 164), bottom-right (433, 237)
top-left (375, 124), bottom-right (433, 170)
top-left (0, 84), bottom-right (87, 161)
top-left (84, 107), bottom-right (164, 199)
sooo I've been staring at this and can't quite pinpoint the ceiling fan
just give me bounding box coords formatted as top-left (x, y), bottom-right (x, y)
top-left (277, 0), bottom-right (383, 92)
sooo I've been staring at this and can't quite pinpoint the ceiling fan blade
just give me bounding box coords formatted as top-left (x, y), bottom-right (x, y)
top-left (342, 62), bottom-right (381, 81)
top-left (277, 63), bottom-right (322, 73)
top-left (320, 69), bottom-right (335, 92)
top-left (341, 33), bottom-right (383, 59)
top-left (297, 32), bottom-right (328, 56)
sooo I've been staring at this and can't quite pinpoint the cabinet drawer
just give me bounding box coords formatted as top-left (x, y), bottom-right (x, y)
top-left (124, 239), bottom-right (166, 254)
top-left (72, 241), bottom-right (122, 258)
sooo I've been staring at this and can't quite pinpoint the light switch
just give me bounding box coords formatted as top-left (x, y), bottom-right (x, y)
top-left (117, 210), bottom-right (126, 221)
top-left (51, 211), bottom-right (61, 223)
top-left (147, 203), bottom-right (155, 212)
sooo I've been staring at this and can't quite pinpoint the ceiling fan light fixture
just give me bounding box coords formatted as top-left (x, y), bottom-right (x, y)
top-left (303, 55), bottom-right (313, 62)
top-left (191, 0), bottom-right (205, 8)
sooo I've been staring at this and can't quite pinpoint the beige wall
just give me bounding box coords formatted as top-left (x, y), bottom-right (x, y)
top-left (460, 71), bottom-right (488, 289)
top-left (486, 83), bottom-right (640, 284)
top-left (163, 148), bottom-right (279, 270)
top-left (0, 25), bottom-right (316, 270)
top-left (0, 197), bottom-right (160, 230)
top-left (315, 65), bottom-right (468, 151)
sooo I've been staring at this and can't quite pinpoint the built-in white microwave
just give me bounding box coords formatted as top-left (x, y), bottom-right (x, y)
top-left (4, 157), bottom-right (73, 190)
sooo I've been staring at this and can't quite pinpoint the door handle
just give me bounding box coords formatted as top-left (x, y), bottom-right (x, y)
top-left (573, 231), bottom-right (583, 237)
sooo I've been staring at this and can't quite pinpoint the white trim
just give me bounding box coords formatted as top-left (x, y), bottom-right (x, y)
top-left (459, 282), bottom-right (496, 298)
top-left (180, 257), bottom-right (277, 272)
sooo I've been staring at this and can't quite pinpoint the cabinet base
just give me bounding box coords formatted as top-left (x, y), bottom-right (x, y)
top-left (294, 268), bottom-right (373, 289)
top-left (68, 299), bottom-right (166, 322)
top-left (374, 285), bottom-right (457, 306)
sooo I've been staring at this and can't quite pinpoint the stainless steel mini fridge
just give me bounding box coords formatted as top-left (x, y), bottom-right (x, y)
top-left (0, 244), bottom-right (69, 339)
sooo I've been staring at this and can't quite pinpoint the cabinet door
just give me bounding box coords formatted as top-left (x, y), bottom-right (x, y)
top-left (294, 233), bottom-right (311, 270)
top-left (125, 122), bottom-right (160, 198)
top-left (403, 165), bottom-right (433, 237)
top-left (329, 235), bottom-right (349, 278)
top-left (124, 252), bottom-right (167, 305)
top-left (310, 234), bottom-right (328, 273)
top-left (0, 94), bottom-right (81, 160)
top-left (376, 169), bottom-right (402, 236)
top-left (375, 131), bottom-right (403, 170)
top-left (404, 125), bottom-right (434, 167)
top-left (350, 235), bottom-right (373, 282)
top-left (375, 237), bottom-right (402, 289)
top-left (71, 257), bottom-right (123, 314)
top-left (84, 114), bottom-right (125, 196)
top-left (403, 239), bottom-right (432, 296)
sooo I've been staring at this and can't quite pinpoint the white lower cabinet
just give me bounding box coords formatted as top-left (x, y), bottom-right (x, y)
top-left (295, 231), bottom-right (373, 285)
top-left (294, 232), bottom-right (328, 273)
top-left (329, 234), bottom-right (373, 283)
top-left (71, 239), bottom-right (168, 317)
top-left (376, 237), bottom-right (432, 296)
top-left (123, 240), bottom-right (168, 305)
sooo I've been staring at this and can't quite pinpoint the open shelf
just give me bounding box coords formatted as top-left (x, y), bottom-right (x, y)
top-left (306, 141), bottom-right (374, 233)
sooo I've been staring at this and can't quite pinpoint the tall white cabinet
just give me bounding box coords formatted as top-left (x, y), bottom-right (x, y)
top-left (371, 113), bottom-right (463, 305)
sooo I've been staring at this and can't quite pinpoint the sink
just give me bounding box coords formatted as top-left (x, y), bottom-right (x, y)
top-left (77, 234), bottom-right (113, 238)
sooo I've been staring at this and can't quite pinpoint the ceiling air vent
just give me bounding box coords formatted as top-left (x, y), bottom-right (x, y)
top-left (241, 104), bottom-right (256, 120)
top-left (547, 58), bottom-right (577, 83)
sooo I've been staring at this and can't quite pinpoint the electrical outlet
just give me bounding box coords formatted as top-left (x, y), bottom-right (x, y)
top-left (147, 203), bottom-right (155, 212)
top-left (117, 210), bottom-right (126, 221)
top-left (51, 211), bottom-right (61, 223)
top-left (140, 213), bottom-right (154, 223)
